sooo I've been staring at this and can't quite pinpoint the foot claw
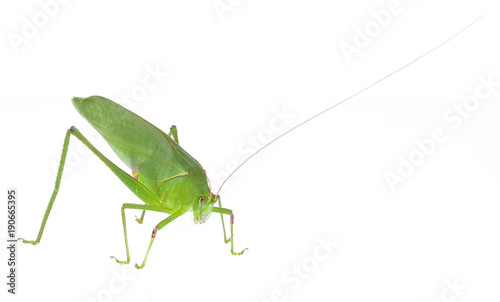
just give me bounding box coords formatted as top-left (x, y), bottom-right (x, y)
top-left (18, 238), bottom-right (37, 245)
top-left (110, 256), bottom-right (129, 265)
top-left (232, 248), bottom-right (248, 256)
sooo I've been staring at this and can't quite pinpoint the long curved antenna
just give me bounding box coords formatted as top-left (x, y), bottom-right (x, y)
top-left (215, 15), bottom-right (482, 197)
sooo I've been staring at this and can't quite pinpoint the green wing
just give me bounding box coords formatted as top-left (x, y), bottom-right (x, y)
top-left (72, 96), bottom-right (195, 181)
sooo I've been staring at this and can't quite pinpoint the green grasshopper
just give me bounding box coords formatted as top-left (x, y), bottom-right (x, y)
top-left (19, 96), bottom-right (247, 269)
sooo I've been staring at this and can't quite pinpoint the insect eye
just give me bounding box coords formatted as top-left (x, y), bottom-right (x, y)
top-left (199, 196), bottom-right (205, 206)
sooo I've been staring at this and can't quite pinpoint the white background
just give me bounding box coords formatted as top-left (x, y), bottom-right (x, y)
top-left (1, 1), bottom-right (500, 301)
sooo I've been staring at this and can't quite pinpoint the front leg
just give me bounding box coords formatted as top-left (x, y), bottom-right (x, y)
top-left (216, 195), bottom-right (231, 244)
top-left (212, 207), bottom-right (248, 255)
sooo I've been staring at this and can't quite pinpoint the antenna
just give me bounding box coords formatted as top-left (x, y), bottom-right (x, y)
top-left (214, 15), bottom-right (482, 197)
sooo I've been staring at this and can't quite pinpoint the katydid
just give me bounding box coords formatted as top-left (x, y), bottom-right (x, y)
top-left (19, 96), bottom-right (246, 269)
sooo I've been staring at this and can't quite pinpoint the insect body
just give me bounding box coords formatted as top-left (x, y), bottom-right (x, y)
top-left (19, 96), bottom-right (246, 269)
